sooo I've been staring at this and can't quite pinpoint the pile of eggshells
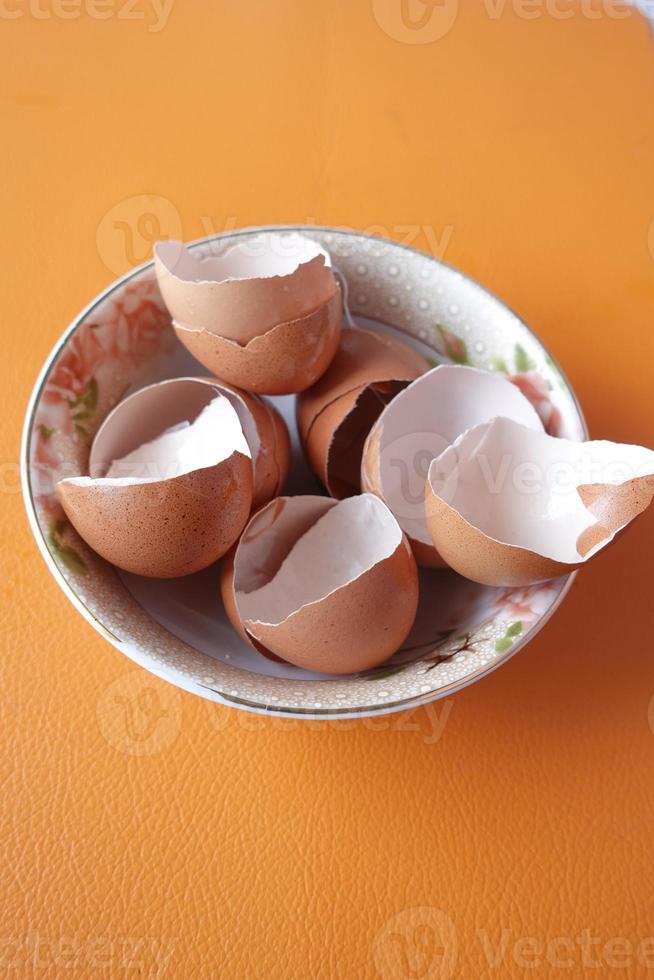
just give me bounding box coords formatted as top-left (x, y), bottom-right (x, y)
top-left (57, 233), bottom-right (654, 675)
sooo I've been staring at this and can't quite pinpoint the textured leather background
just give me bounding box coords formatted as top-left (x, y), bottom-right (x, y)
top-left (2, 4), bottom-right (654, 977)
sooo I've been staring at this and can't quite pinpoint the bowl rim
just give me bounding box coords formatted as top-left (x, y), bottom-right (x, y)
top-left (21, 224), bottom-right (588, 719)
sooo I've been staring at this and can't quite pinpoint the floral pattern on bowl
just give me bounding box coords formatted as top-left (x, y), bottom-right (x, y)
top-left (22, 227), bottom-right (587, 719)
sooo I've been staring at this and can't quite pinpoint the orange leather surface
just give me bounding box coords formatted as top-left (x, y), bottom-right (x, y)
top-left (2, 3), bottom-right (654, 977)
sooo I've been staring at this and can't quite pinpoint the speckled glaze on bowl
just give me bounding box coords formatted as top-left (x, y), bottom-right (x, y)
top-left (21, 226), bottom-right (587, 719)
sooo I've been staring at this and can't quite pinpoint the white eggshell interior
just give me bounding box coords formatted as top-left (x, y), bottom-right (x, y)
top-left (238, 493), bottom-right (402, 626)
top-left (429, 416), bottom-right (654, 563)
top-left (66, 396), bottom-right (250, 487)
top-left (373, 365), bottom-right (543, 545)
top-left (204, 384), bottom-right (261, 464)
top-left (156, 232), bottom-right (331, 285)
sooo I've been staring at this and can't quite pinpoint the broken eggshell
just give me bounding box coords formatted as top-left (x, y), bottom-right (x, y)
top-left (360, 364), bottom-right (544, 566)
top-left (90, 377), bottom-right (289, 509)
top-left (296, 328), bottom-right (429, 498)
top-left (223, 493), bottom-right (419, 674)
top-left (57, 381), bottom-right (254, 578)
top-left (154, 234), bottom-right (343, 395)
top-left (219, 546), bottom-right (286, 664)
top-left (192, 377), bottom-right (290, 508)
top-left (425, 416), bottom-right (654, 586)
top-left (154, 234), bottom-right (336, 342)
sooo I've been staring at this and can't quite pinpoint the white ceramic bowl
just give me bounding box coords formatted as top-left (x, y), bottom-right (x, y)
top-left (22, 226), bottom-right (587, 719)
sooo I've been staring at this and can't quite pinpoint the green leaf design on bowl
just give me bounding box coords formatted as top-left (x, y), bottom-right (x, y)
top-left (514, 343), bottom-right (536, 373)
top-left (491, 356), bottom-right (509, 373)
top-left (434, 324), bottom-right (470, 365)
top-left (494, 620), bottom-right (523, 653)
top-left (47, 520), bottom-right (88, 577)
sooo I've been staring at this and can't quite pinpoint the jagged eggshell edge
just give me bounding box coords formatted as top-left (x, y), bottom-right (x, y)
top-left (219, 546), bottom-right (287, 663)
top-left (58, 454), bottom-right (253, 578)
top-left (360, 364), bottom-right (544, 567)
top-left (173, 290), bottom-right (343, 395)
top-left (232, 495), bottom-right (419, 675)
top-left (297, 328), bottom-right (429, 498)
top-left (154, 235), bottom-right (337, 344)
top-left (424, 419), bottom-right (654, 586)
top-left (296, 327), bottom-right (430, 444)
top-left (59, 380), bottom-right (254, 577)
top-left (89, 376), bottom-right (289, 510)
top-left (196, 378), bottom-right (291, 508)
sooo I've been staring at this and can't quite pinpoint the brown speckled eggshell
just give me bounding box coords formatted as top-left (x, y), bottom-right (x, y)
top-left (242, 392), bottom-right (291, 506)
top-left (154, 241), bottom-right (337, 344)
top-left (425, 468), bottom-right (654, 587)
top-left (424, 486), bottom-right (571, 586)
top-left (173, 290), bottom-right (342, 395)
top-left (244, 536), bottom-right (419, 675)
top-left (302, 386), bottom-right (363, 489)
top-left (58, 453), bottom-right (252, 578)
top-left (199, 377), bottom-right (291, 508)
top-left (296, 330), bottom-right (428, 500)
top-left (219, 547), bottom-right (287, 663)
top-left (297, 327), bottom-right (429, 445)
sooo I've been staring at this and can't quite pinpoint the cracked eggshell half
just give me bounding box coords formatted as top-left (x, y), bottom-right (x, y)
top-left (57, 380), bottom-right (254, 578)
top-left (173, 291), bottom-right (342, 396)
top-left (89, 376), bottom-right (288, 509)
top-left (193, 377), bottom-right (290, 508)
top-left (360, 364), bottom-right (544, 566)
top-left (154, 234), bottom-right (342, 395)
top-left (219, 546), bottom-right (286, 664)
top-left (296, 328), bottom-right (429, 498)
top-left (155, 234), bottom-right (336, 342)
top-left (226, 494), bottom-right (419, 674)
top-left (425, 416), bottom-right (654, 586)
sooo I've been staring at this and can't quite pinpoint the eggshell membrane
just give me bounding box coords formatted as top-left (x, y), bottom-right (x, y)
top-left (197, 377), bottom-right (290, 508)
top-left (361, 364), bottom-right (543, 566)
top-left (89, 376), bottom-right (289, 509)
top-left (58, 383), bottom-right (253, 577)
top-left (425, 416), bottom-right (654, 586)
top-left (231, 494), bottom-right (419, 674)
top-left (224, 496), bottom-right (336, 666)
top-left (154, 234), bottom-right (337, 344)
top-left (296, 328), bottom-right (429, 497)
top-left (173, 288), bottom-right (343, 395)
top-left (218, 547), bottom-right (286, 663)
